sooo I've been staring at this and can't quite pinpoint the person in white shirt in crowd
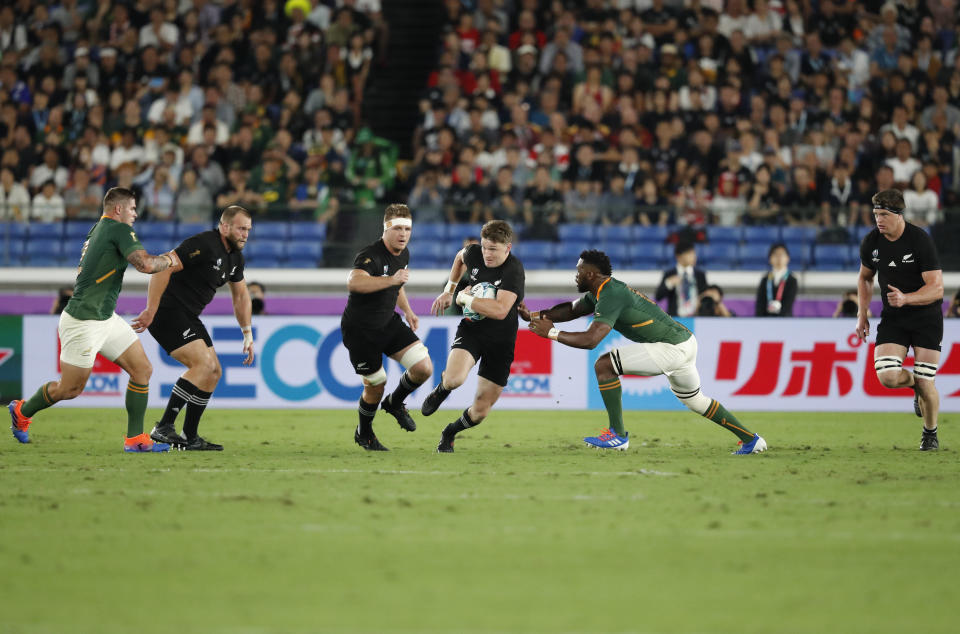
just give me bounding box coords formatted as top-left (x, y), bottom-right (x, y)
top-left (109, 128), bottom-right (146, 172)
top-left (29, 147), bottom-right (69, 193)
top-left (885, 138), bottom-right (922, 189)
top-left (147, 87), bottom-right (193, 127)
top-left (31, 180), bottom-right (66, 222)
top-left (139, 8), bottom-right (178, 51)
top-left (903, 170), bottom-right (940, 228)
top-left (0, 167), bottom-right (30, 221)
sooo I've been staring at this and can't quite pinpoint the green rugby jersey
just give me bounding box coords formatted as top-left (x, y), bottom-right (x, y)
top-left (64, 217), bottom-right (145, 321)
top-left (580, 277), bottom-right (691, 345)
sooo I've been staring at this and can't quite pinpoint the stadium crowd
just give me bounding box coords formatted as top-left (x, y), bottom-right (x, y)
top-left (0, 0), bottom-right (390, 230)
top-left (0, 0), bottom-right (959, 271)
top-left (411, 0), bottom-right (960, 244)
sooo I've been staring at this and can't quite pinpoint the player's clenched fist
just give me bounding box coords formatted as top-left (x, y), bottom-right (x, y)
top-left (392, 269), bottom-right (409, 285)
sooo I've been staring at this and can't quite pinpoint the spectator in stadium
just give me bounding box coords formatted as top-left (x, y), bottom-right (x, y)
top-left (0, 167), bottom-right (30, 221)
top-left (656, 241), bottom-right (708, 317)
top-left (903, 170), bottom-right (941, 227)
top-left (822, 161), bottom-right (860, 227)
top-left (30, 147), bottom-right (69, 194)
top-left (947, 290), bottom-right (960, 318)
top-left (62, 167), bottom-right (103, 219)
top-left (709, 171), bottom-right (747, 226)
top-left (781, 166), bottom-right (823, 226)
top-left (601, 174), bottom-right (636, 227)
top-left (50, 286), bottom-right (73, 315)
top-left (745, 164), bottom-right (781, 225)
top-left (444, 162), bottom-right (483, 223)
top-left (697, 284), bottom-right (734, 317)
top-left (564, 177), bottom-right (601, 224)
top-left (636, 177), bottom-right (673, 227)
top-left (140, 165), bottom-right (177, 221)
top-left (346, 127), bottom-right (395, 209)
top-left (522, 165), bottom-right (563, 241)
top-left (755, 243), bottom-right (798, 317)
top-left (485, 165), bottom-right (523, 224)
top-left (30, 180), bottom-right (66, 223)
top-left (248, 282), bottom-right (267, 316)
top-left (832, 289), bottom-right (867, 319)
top-left (176, 168), bottom-right (214, 223)
top-left (886, 137), bottom-right (923, 188)
top-left (408, 170), bottom-right (445, 224)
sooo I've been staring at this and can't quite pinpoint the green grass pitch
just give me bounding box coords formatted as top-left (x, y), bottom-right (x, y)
top-left (1, 408), bottom-right (957, 634)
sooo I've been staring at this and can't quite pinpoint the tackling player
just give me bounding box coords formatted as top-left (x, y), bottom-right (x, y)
top-left (342, 204), bottom-right (433, 451)
top-left (524, 249), bottom-right (766, 454)
top-left (8, 187), bottom-right (179, 452)
top-left (856, 189), bottom-right (944, 450)
top-left (423, 220), bottom-right (526, 453)
top-left (132, 205), bottom-right (255, 451)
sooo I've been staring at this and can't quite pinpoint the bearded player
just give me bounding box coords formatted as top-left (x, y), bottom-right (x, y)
top-left (132, 205), bottom-right (255, 451)
top-left (524, 249), bottom-right (766, 454)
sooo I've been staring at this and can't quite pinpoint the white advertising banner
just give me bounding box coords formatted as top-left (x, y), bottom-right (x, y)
top-left (21, 315), bottom-right (591, 411)
top-left (20, 316), bottom-right (960, 412)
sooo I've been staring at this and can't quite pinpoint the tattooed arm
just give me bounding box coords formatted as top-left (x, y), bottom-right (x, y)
top-left (126, 249), bottom-right (183, 274)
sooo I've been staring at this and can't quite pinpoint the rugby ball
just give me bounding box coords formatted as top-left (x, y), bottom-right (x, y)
top-left (463, 282), bottom-right (497, 321)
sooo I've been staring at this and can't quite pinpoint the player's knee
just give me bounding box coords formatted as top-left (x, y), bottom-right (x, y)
top-left (130, 359), bottom-right (152, 385)
top-left (594, 355), bottom-right (617, 381)
top-left (874, 356), bottom-right (903, 388)
top-left (61, 381), bottom-right (85, 400)
top-left (676, 389), bottom-right (710, 415)
top-left (408, 358), bottom-right (433, 383)
top-left (208, 360), bottom-right (222, 383)
top-left (362, 367), bottom-right (388, 387)
top-left (442, 372), bottom-right (465, 390)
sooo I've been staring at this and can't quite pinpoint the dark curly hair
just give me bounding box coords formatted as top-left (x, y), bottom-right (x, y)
top-left (579, 249), bottom-right (612, 276)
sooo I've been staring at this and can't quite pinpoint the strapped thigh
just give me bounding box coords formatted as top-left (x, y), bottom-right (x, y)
top-left (913, 361), bottom-right (938, 381)
top-left (874, 356), bottom-right (903, 374)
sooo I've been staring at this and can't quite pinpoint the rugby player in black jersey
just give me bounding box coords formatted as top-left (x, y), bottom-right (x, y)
top-left (856, 189), bottom-right (944, 450)
top-left (132, 205), bottom-right (255, 451)
top-left (423, 220), bottom-right (526, 453)
top-left (342, 204), bottom-right (433, 451)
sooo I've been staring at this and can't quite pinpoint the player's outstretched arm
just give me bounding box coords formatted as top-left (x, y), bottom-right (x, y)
top-left (529, 317), bottom-right (612, 350)
top-left (522, 299), bottom-right (592, 323)
top-left (127, 248), bottom-right (182, 275)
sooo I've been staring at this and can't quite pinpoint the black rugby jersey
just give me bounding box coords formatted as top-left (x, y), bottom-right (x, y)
top-left (343, 239), bottom-right (409, 329)
top-left (162, 230), bottom-right (245, 315)
top-left (459, 243), bottom-right (525, 342)
top-left (859, 222), bottom-right (941, 316)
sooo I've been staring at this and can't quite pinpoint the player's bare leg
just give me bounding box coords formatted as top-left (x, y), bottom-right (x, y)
top-left (438, 376), bottom-right (503, 453)
top-left (382, 342), bottom-right (433, 431)
top-left (874, 343), bottom-right (939, 450)
top-left (422, 348), bottom-right (476, 416)
top-left (10, 363), bottom-right (91, 443)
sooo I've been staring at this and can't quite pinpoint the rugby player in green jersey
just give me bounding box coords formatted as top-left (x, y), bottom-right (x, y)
top-left (523, 249), bottom-right (767, 454)
top-left (8, 187), bottom-right (181, 452)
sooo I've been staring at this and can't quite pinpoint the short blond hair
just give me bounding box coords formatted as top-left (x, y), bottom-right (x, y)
top-left (384, 203), bottom-right (411, 222)
top-left (481, 219), bottom-right (513, 244)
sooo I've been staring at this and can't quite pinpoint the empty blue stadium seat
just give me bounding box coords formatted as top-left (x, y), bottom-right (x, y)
top-left (448, 223), bottom-right (482, 243)
top-left (596, 225), bottom-right (631, 243)
top-left (780, 226), bottom-right (819, 245)
top-left (285, 241), bottom-right (322, 262)
top-left (555, 241), bottom-right (591, 263)
top-left (28, 223), bottom-right (63, 240)
top-left (290, 222), bottom-right (327, 242)
top-left (255, 222), bottom-right (289, 240)
top-left (813, 244), bottom-right (853, 269)
top-left (0, 239), bottom-right (25, 265)
top-left (415, 223), bottom-right (447, 241)
top-left (522, 258), bottom-right (552, 270)
top-left (65, 221), bottom-right (93, 241)
top-left (631, 242), bottom-right (668, 269)
top-left (782, 242), bottom-right (810, 268)
top-left (515, 241), bottom-right (555, 263)
top-left (851, 224), bottom-right (873, 244)
top-left (701, 243), bottom-right (739, 268)
top-left (708, 226), bottom-right (743, 244)
top-left (24, 239), bottom-right (64, 266)
top-left (738, 244), bottom-right (770, 269)
top-left (558, 223), bottom-right (596, 241)
top-left (631, 224), bottom-right (670, 242)
top-left (137, 221), bottom-right (177, 242)
top-left (249, 258), bottom-right (284, 269)
top-left (743, 225), bottom-right (780, 245)
top-left (8, 223), bottom-right (28, 241)
top-left (246, 241), bottom-right (285, 261)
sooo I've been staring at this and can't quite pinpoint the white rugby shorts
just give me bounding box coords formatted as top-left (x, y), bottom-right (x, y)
top-left (58, 311), bottom-right (139, 368)
top-left (611, 335), bottom-right (700, 394)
